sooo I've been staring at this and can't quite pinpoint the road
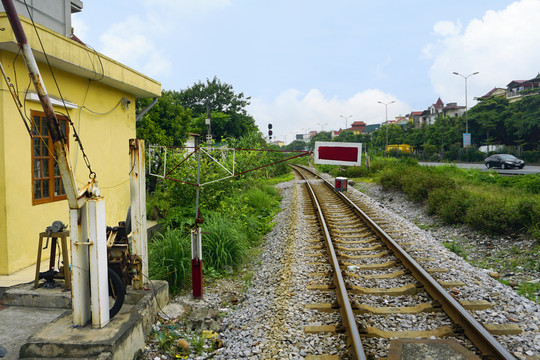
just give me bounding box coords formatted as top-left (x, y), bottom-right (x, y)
top-left (419, 162), bottom-right (540, 175)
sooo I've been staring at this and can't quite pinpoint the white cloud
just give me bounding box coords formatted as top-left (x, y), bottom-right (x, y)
top-left (426, 0), bottom-right (540, 106)
top-left (249, 89), bottom-right (411, 144)
top-left (99, 16), bottom-right (171, 78)
top-left (433, 20), bottom-right (462, 37)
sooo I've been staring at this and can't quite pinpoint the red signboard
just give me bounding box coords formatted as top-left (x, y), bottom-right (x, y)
top-left (314, 141), bottom-right (362, 166)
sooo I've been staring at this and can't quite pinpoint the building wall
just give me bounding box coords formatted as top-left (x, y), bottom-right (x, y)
top-left (0, 51), bottom-right (137, 274)
top-left (0, 83), bottom-right (7, 273)
top-left (0, 14), bottom-right (160, 275)
top-left (0, 0), bottom-right (80, 37)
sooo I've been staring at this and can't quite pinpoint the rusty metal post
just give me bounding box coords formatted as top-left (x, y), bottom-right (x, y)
top-left (1, 0), bottom-right (80, 209)
top-left (130, 139), bottom-right (148, 289)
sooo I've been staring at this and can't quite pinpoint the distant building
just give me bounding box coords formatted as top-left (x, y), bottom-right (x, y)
top-left (479, 87), bottom-right (506, 99)
top-left (270, 140), bottom-right (285, 147)
top-left (331, 129), bottom-right (342, 139)
top-left (348, 121), bottom-right (366, 134)
top-left (506, 73), bottom-right (540, 102)
top-left (296, 133), bottom-right (310, 143)
top-left (364, 124), bottom-right (380, 133)
top-left (409, 111), bottom-right (424, 127)
top-left (422, 97), bottom-right (466, 125)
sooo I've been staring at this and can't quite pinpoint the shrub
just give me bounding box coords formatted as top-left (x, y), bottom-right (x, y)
top-left (427, 188), bottom-right (470, 224)
top-left (521, 150), bottom-right (540, 164)
top-left (465, 198), bottom-right (517, 234)
top-left (510, 199), bottom-right (540, 231)
top-left (379, 164), bottom-right (456, 202)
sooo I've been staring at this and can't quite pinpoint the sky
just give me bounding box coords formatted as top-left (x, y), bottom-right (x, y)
top-left (72, 0), bottom-right (540, 144)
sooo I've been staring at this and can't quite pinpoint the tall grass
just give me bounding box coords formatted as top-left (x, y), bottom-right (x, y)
top-left (202, 212), bottom-right (249, 272)
top-left (148, 228), bottom-right (191, 293)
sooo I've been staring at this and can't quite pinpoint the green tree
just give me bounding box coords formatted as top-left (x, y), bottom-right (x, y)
top-left (136, 91), bottom-right (191, 146)
top-left (507, 96), bottom-right (540, 149)
top-left (176, 77), bottom-right (257, 142)
top-left (284, 140), bottom-right (309, 151)
top-left (177, 76), bottom-right (251, 116)
top-left (309, 131), bottom-right (332, 150)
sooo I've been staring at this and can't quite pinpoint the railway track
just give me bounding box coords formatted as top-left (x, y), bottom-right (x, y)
top-left (291, 164), bottom-right (519, 360)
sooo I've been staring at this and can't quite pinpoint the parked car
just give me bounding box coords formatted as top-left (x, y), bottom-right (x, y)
top-left (484, 154), bottom-right (525, 169)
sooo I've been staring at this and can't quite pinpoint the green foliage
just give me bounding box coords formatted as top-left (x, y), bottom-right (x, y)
top-left (360, 158), bottom-right (540, 238)
top-left (516, 282), bottom-right (540, 303)
top-left (202, 211), bottom-right (249, 271)
top-left (147, 133), bottom-right (284, 292)
top-left (176, 76), bottom-right (251, 116)
top-left (155, 328), bottom-right (178, 356)
top-left (442, 241), bottom-right (468, 260)
top-left (136, 91), bottom-right (191, 146)
top-left (148, 228), bottom-right (191, 294)
top-left (378, 162), bottom-right (456, 202)
top-left (427, 188), bottom-right (470, 224)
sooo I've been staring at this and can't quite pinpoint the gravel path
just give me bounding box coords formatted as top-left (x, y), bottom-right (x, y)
top-left (144, 177), bottom-right (540, 360)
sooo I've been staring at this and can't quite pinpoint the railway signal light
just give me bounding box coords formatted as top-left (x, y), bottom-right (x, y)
top-left (268, 123), bottom-right (273, 140)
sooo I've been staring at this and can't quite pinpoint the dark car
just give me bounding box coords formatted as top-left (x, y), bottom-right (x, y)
top-left (484, 154), bottom-right (525, 169)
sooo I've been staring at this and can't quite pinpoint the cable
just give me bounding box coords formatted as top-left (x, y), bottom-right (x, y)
top-left (141, 271), bottom-right (171, 320)
top-left (23, 0), bottom-right (95, 179)
top-left (81, 98), bottom-right (124, 116)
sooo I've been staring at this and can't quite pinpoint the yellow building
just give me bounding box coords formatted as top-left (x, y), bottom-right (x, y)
top-left (0, 13), bottom-right (161, 274)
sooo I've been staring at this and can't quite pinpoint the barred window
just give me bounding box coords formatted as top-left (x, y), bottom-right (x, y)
top-left (31, 111), bottom-right (69, 205)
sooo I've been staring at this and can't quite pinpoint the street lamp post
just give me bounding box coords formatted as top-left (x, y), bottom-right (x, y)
top-left (340, 115), bottom-right (352, 130)
top-left (317, 122), bottom-right (328, 131)
top-left (378, 100), bottom-right (395, 150)
top-left (453, 71), bottom-right (479, 146)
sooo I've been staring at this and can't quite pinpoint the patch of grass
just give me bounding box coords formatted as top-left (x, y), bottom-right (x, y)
top-left (148, 228), bottom-right (191, 294)
top-left (155, 328), bottom-right (178, 357)
top-left (516, 281), bottom-right (540, 303)
top-left (442, 241), bottom-right (468, 260)
top-left (203, 212), bottom-right (249, 272)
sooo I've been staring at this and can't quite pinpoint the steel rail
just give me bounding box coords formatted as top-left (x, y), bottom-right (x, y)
top-left (293, 165), bottom-right (366, 360)
top-left (296, 165), bottom-right (516, 360)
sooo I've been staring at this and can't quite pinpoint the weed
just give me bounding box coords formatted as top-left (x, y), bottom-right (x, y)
top-left (155, 328), bottom-right (178, 357)
top-left (517, 281), bottom-right (540, 303)
top-left (191, 333), bottom-right (205, 354)
top-left (443, 241), bottom-right (468, 260)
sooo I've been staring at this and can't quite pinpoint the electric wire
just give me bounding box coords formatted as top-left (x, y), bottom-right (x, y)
top-left (23, 0), bottom-right (95, 179)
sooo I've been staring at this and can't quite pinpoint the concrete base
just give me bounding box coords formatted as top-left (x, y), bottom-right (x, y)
top-left (0, 280), bottom-right (168, 359)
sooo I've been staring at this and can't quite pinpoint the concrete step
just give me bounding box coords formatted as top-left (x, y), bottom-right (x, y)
top-left (0, 280), bottom-right (168, 359)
